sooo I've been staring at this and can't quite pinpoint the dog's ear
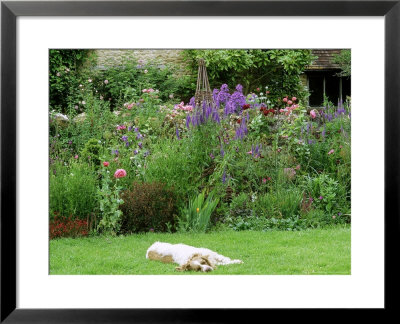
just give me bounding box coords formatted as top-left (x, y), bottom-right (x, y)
top-left (176, 263), bottom-right (188, 271)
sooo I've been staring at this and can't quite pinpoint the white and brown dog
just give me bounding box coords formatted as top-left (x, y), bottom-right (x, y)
top-left (146, 241), bottom-right (243, 272)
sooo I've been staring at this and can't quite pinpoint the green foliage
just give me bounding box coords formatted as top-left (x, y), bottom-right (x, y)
top-left (178, 191), bottom-right (219, 233)
top-left (301, 173), bottom-right (345, 215)
top-left (80, 138), bottom-right (102, 168)
top-left (227, 215), bottom-right (308, 232)
top-left (49, 49), bottom-right (91, 113)
top-left (119, 182), bottom-right (178, 233)
top-left (182, 49), bottom-right (315, 102)
top-left (332, 49), bottom-right (351, 77)
top-left (144, 124), bottom-right (219, 203)
top-left (97, 167), bottom-right (124, 235)
top-left (91, 61), bottom-right (193, 109)
top-left (49, 161), bottom-right (98, 220)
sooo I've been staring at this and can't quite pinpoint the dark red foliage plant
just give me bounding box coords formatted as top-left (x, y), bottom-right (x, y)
top-left (50, 214), bottom-right (89, 239)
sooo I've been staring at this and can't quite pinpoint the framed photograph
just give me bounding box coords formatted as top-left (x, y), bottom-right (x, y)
top-left (1, 0), bottom-right (398, 322)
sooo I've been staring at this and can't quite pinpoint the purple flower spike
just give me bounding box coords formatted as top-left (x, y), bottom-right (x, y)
top-left (176, 127), bottom-right (180, 140)
top-left (186, 115), bottom-right (191, 129)
top-left (222, 170), bottom-right (227, 184)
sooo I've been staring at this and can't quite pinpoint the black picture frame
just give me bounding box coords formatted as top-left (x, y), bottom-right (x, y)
top-left (1, 0), bottom-right (398, 322)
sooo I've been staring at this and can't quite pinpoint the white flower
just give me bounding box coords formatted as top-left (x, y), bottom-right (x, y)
top-left (265, 86), bottom-right (268, 89)
top-left (260, 92), bottom-right (263, 96)
top-left (82, 101), bottom-right (86, 105)
top-left (144, 69), bottom-right (148, 74)
top-left (104, 80), bottom-right (109, 84)
top-left (88, 78), bottom-right (92, 83)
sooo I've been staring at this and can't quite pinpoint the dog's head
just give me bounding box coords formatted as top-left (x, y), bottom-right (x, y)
top-left (176, 254), bottom-right (215, 272)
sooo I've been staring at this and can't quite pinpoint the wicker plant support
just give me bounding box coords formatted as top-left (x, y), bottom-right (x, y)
top-left (194, 58), bottom-right (216, 108)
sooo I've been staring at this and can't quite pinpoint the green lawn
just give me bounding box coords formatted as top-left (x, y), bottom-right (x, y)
top-left (49, 226), bottom-right (351, 275)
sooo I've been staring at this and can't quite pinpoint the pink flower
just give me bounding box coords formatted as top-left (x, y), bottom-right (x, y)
top-left (142, 89), bottom-right (147, 93)
top-left (328, 149), bottom-right (335, 155)
top-left (332, 215), bottom-right (336, 219)
top-left (114, 169), bottom-right (127, 178)
top-left (104, 80), bottom-right (109, 84)
top-left (74, 155), bottom-right (78, 159)
top-left (287, 100), bottom-right (293, 105)
top-left (292, 97), bottom-right (297, 101)
top-left (262, 178), bottom-right (267, 184)
top-left (103, 162), bottom-right (109, 167)
top-left (310, 109), bottom-right (317, 119)
top-left (295, 164), bottom-right (301, 170)
top-left (282, 97), bottom-right (288, 103)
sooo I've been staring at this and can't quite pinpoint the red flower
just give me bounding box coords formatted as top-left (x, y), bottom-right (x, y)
top-left (103, 161), bottom-right (109, 167)
top-left (237, 119), bottom-right (242, 124)
top-left (242, 104), bottom-right (250, 110)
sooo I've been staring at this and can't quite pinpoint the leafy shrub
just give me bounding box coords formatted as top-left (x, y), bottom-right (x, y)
top-left (91, 61), bottom-right (193, 108)
top-left (178, 191), bottom-right (219, 233)
top-left (50, 162), bottom-right (98, 220)
top-left (228, 192), bottom-right (253, 219)
top-left (119, 182), bottom-right (178, 233)
top-left (50, 214), bottom-right (89, 239)
top-left (182, 49), bottom-right (315, 102)
top-left (80, 138), bottom-right (102, 167)
top-left (301, 173), bottom-right (345, 215)
top-left (49, 49), bottom-right (91, 113)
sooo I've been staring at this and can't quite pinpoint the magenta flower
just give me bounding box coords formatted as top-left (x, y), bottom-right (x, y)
top-left (103, 161), bottom-right (109, 167)
top-left (262, 178), bottom-right (267, 184)
top-left (319, 196), bottom-right (323, 200)
top-left (114, 169), bottom-right (127, 179)
top-left (74, 155), bottom-right (78, 159)
top-left (310, 109), bottom-right (317, 119)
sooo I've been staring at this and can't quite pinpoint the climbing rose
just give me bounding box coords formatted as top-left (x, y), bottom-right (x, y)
top-left (310, 109), bottom-right (317, 119)
top-left (114, 169), bottom-right (127, 178)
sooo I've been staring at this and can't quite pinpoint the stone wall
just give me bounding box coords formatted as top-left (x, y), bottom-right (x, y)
top-left (94, 49), bottom-right (187, 71)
